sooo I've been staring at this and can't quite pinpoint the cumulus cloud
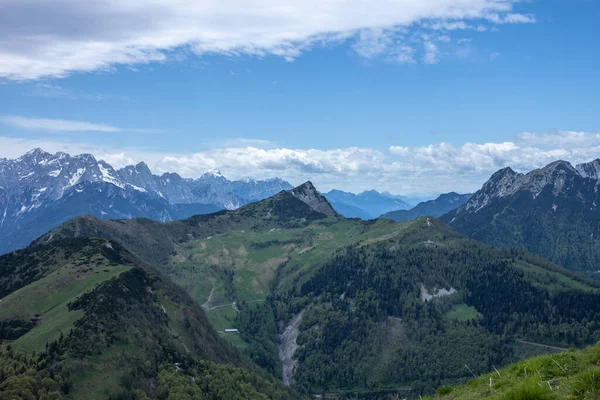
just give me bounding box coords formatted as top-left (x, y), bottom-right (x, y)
top-left (389, 131), bottom-right (600, 177)
top-left (0, 0), bottom-right (535, 80)
top-left (2, 130), bottom-right (597, 195)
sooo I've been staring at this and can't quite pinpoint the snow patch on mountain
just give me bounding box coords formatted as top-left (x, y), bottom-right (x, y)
top-left (68, 168), bottom-right (86, 187)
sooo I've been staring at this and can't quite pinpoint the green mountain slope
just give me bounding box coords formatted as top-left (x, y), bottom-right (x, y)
top-left (32, 183), bottom-right (600, 397)
top-left (0, 237), bottom-right (293, 399)
top-left (267, 218), bottom-right (600, 395)
top-left (36, 187), bottom-right (424, 347)
top-left (434, 342), bottom-right (600, 400)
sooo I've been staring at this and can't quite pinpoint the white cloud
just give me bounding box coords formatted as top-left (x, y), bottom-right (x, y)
top-left (3, 130), bottom-right (597, 195)
top-left (423, 42), bottom-right (440, 64)
top-left (428, 21), bottom-right (470, 31)
top-left (516, 131), bottom-right (600, 147)
top-left (0, 116), bottom-right (120, 132)
top-left (353, 29), bottom-right (395, 59)
top-left (490, 51), bottom-right (501, 61)
top-left (485, 13), bottom-right (536, 24)
top-left (394, 45), bottom-right (417, 64)
top-left (389, 131), bottom-right (600, 177)
top-left (0, 115), bottom-right (157, 134)
top-left (0, 0), bottom-right (535, 80)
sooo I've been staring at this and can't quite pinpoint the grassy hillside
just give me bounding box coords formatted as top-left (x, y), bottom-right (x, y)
top-left (435, 342), bottom-right (600, 400)
top-left (0, 238), bottom-right (138, 351)
top-left (36, 192), bottom-right (416, 345)
top-left (0, 236), bottom-right (294, 399)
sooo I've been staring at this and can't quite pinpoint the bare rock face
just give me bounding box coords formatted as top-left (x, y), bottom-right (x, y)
top-left (458, 160), bottom-right (597, 215)
top-left (576, 159), bottom-right (600, 180)
top-left (278, 311), bottom-right (304, 385)
top-left (289, 181), bottom-right (337, 217)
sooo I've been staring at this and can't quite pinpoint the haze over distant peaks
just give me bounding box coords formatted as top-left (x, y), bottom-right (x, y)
top-left (323, 189), bottom-right (412, 219)
top-left (381, 192), bottom-right (472, 222)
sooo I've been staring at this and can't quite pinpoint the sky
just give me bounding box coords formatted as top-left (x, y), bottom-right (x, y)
top-left (0, 0), bottom-right (599, 195)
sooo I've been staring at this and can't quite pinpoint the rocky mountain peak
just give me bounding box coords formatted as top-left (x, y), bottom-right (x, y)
top-left (458, 158), bottom-right (600, 215)
top-left (200, 169), bottom-right (227, 182)
top-left (539, 160), bottom-right (576, 175)
top-left (576, 159), bottom-right (600, 180)
top-left (22, 147), bottom-right (49, 157)
top-left (135, 161), bottom-right (151, 172)
top-left (463, 167), bottom-right (521, 212)
top-left (289, 181), bottom-right (337, 217)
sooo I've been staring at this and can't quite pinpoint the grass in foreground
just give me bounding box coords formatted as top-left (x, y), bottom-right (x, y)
top-left (435, 342), bottom-right (600, 399)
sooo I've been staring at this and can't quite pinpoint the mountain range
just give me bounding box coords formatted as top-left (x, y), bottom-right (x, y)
top-left (380, 192), bottom-right (472, 222)
top-left (4, 152), bottom-right (600, 397)
top-left (4, 180), bottom-right (598, 398)
top-left (442, 159), bottom-right (600, 272)
top-left (0, 149), bottom-right (292, 255)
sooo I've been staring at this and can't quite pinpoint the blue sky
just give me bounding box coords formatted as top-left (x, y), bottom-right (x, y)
top-left (0, 0), bottom-right (599, 194)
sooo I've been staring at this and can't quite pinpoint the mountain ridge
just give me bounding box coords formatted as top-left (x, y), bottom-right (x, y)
top-left (442, 158), bottom-right (600, 271)
top-left (0, 148), bottom-right (293, 254)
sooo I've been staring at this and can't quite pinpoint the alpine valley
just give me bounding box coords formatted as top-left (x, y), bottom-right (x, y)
top-left (3, 159), bottom-right (600, 399)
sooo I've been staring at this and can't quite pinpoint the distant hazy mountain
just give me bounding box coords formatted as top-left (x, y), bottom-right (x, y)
top-left (442, 159), bottom-right (600, 272)
top-left (380, 192), bottom-right (428, 207)
top-left (323, 189), bottom-right (412, 219)
top-left (326, 201), bottom-right (372, 220)
top-left (0, 148), bottom-right (292, 254)
top-left (380, 192), bottom-right (472, 222)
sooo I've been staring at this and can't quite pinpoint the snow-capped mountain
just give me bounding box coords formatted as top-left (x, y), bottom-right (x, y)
top-left (441, 159), bottom-right (600, 272)
top-left (0, 148), bottom-right (292, 254)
